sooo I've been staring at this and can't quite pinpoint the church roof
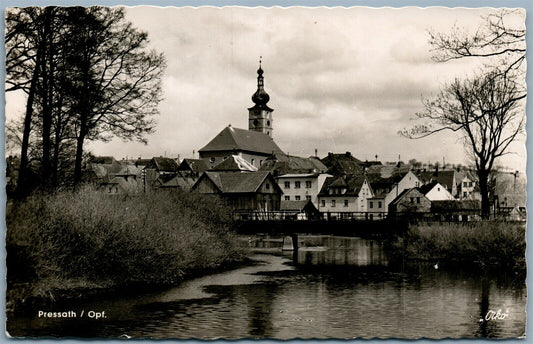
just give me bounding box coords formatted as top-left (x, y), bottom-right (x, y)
top-left (199, 126), bottom-right (284, 156)
top-left (211, 155), bottom-right (258, 172)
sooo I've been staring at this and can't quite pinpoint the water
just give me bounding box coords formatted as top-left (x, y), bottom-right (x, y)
top-left (8, 236), bottom-right (526, 339)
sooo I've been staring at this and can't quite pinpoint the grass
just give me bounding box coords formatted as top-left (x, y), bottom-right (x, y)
top-left (388, 221), bottom-right (526, 271)
top-left (6, 187), bottom-right (244, 308)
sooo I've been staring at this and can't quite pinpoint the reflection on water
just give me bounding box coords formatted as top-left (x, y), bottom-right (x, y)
top-left (8, 236), bottom-right (526, 339)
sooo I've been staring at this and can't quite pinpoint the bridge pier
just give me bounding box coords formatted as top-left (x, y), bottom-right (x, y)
top-left (291, 234), bottom-right (298, 264)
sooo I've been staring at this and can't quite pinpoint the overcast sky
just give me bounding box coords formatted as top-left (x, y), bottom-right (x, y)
top-left (5, 6), bottom-right (527, 171)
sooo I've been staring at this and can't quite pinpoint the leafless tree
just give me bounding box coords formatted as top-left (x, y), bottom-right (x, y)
top-left (401, 10), bottom-right (526, 218)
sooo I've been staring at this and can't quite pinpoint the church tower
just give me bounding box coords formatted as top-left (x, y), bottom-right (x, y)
top-left (248, 60), bottom-right (274, 137)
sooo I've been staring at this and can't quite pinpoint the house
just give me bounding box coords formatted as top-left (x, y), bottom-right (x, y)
top-left (431, 200), bottom-right (481, 221)
top-left (259, 153), bottom-right (329, 207)
top-left (191, 171), bottom-right (282, 211)
top-left (159, 171), bottom-right (197, 191)
top-left (143, 156), bottom-right (180, 191)
top-left (317, 175), bottom-right (373, 217)
top-left (456, 170), bottom-right (477, 199)
top-left (388, 187), bottom-right (431, 216)
top-left (366, 165), bottom-right (422, 212)
top-left (418, 181), bottom-right (455, 201)
top-left (280, 200), bottom-right (320, 220)
top-left (277, 172), bottom-right (331, 207)
top-left (177, 158), bottom-right (209, 178)
top-left (418, 169), bottom-right (457, 197)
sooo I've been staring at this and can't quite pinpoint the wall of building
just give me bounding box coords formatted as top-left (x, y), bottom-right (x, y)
top-left (277, 173), bottom-right (331, 207)
top-left (425, 183), bottom-right (455, 201)
top-left (384, 171), bottom-right (421, 209)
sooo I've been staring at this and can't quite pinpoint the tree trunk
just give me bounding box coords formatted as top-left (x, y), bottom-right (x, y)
top-left (40, 7), bottom-right (54, 189)
top-left (478, 169), bottom-right (491, 219)
top-left (15, 53), bottom-right (41, 196)
top-left (73, 124), bottom-right (87, 186)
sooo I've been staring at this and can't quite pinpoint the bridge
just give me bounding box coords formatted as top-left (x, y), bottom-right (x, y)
top-left (232, 211), bottom-right (410, 257)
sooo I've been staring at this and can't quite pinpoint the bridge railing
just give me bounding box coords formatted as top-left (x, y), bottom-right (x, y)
top-left (232, 210), bottom-right (486, 222)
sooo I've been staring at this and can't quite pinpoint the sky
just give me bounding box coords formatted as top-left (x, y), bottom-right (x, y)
top-left (5, 6), bottom-right (527, 171)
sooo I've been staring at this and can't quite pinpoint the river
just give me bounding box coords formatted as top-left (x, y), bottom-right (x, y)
top-left (7, 235), bottom-right (526, 339)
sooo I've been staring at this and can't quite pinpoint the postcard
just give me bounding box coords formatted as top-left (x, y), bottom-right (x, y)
top-left (4, 5), bottom-right (527, 339)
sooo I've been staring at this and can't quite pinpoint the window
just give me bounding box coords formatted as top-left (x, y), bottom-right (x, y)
top-left (295, 181), bottom-right (301, 189)
top-left (370, 201), bottom-right (374, 209)
top-left (468, 182), bottom-right (473, 187)
top-left (321, 200), bottom-right (326, 207)
top-left (410, 197), bottom-right (414, 203)
top-left (251, 159), bottom-right (255, 165)
top-left (209, 157), bottom-right (216, 163)
top-left (416, 197), bottom-right (420, 204)
top-left (305, 181), bottom-right (312, 188)
top-left (415, 182), bottom-right (420, 187)
top-left (295, 196), bottom-right (301, 201)
top-left (265, 183), bottom-right (270, 190)
top-left (378, 201), bottom-right (382, 208)
top-left (260, 160), bottom-right (263, 166)
top-left (463, 182), bottom-right (468, 187)
top-left (285, 196), bottom-right (290, 201)
top-left (344, 200), bottom-right (349, 207)
top-left (284, 181), bottom-right (290, 189)
top-left (223, 156), bottom-right (228, 160)
top-left (437, 187), bottom-right (440, 191)
top-left (463, 192), bottom-right (467, 197)
top-left (306, 195), bottom-right (312, 201)
top-left (331, 199), bottom-right (336, 207)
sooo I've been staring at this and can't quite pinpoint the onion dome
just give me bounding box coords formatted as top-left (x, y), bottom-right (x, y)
top-left (251, 60), bottom-right (272, 109)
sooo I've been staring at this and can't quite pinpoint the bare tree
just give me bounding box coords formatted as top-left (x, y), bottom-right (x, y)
top-left (401, 10), bottom-right (526, 218)
top-left (65, 7), bottom-right (166, 184)
top-left (403, 71), bottom-right (525, 218)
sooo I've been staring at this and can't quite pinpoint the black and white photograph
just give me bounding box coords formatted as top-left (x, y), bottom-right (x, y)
top-left (4, 5), bottom-right (527, 339)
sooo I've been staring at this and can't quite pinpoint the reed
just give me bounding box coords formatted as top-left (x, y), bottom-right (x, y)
top-left (389, 221), bottom-right (526, 271)
top-left (6, 187), bottom-right (244, 304)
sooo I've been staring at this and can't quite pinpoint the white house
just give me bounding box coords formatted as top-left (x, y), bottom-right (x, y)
top-left (419, 182), bottom-right (455, 201)
top-left (277, 172), bottom-right (332, 207)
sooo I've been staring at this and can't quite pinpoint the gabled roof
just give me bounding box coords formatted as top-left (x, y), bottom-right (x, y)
top-left (320, 152), bottom-right (364, 177)
top-left (211, 155), bottom-right (258, 172)
top-left (145, 157), bottom-right (179, 172)
top-left (160, 174), bottom-right (196, 189)
top-left (418, 181), bottom-right (438, 195)
top-left (389, 187), bottom-right (424, 206)
top-left (178, 159), bottom-right (209, 174)
top-left (418, 170), bottom-right (456, 189)
top-left (280, 200), bottom-right (312, 211)
top-left (195, 171), bottom-right (281, 194)
top-left (318, 175), bottom-right (367, 196)
top-left (259, 153), bottom-right (327, 175)
top-left (199, 126), bottom-right (284, 155)
top-left (153, 174), bottom-right (176, 186)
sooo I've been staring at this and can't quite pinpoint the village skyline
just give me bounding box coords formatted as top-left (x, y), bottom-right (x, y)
top-left (4, 6), bottom-right (527, 172)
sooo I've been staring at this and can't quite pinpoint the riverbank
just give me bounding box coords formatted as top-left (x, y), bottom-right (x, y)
top-left (388, 221), bottom-right (526, 272)
top-left (6, 188), bottom-right (246, 313)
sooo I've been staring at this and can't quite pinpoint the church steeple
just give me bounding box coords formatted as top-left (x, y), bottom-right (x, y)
top-left (249, 58), bottom-right (274, 137)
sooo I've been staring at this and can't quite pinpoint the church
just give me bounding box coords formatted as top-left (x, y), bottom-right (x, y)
top-left (198, 62), bottom-right (284, 169)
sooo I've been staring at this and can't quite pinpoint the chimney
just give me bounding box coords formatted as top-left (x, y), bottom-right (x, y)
top-left (315, 148), bottom-right (318, 157)
top-left (345, 152), bottom-right (351, 157)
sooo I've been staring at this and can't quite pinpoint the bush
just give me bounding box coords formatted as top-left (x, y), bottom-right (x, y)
top-left (392, 222), bottom-right (526, 271)
top-left (6, 187), bottom-right (244, 300)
